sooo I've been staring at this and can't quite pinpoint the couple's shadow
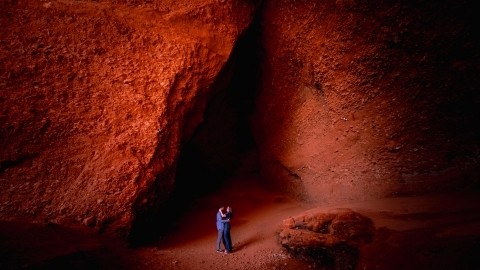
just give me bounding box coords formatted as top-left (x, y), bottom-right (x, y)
top-left (232, 233), bottom-right (264, 252)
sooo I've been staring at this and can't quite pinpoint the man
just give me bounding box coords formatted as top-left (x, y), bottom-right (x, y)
top-left (216, 206), bottom-right (230, 253)
top-left (223, 206), bottom-right (233, 254)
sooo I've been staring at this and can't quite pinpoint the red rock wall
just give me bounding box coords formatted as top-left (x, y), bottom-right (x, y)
top-left (1, 0), bottom-right (479, 239)
top-left (0, 0), bottom-right (256, 236)
top-left (253, 0), bottom-right (479, 203)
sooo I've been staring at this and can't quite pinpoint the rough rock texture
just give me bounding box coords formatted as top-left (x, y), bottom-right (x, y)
top-left (278, 208), bottom-right (374, 268)
top-left (1, 1), bottom-right (479, 269)
top-left (279, 208), bottom-right (374, 248)
top-left (253, 0), bottom-right (480, 202)
top-left (1, 0), bottom-right (479, 249)
top-left (0, 0), bottom-right (256, 238)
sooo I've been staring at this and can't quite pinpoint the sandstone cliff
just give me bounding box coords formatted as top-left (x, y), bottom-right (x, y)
top-left (253, 0), bottom-right (479, 202)
top-left (1, 0), bottom-right (478, 244)
top-left (0, 0), bottom-right (256, 239)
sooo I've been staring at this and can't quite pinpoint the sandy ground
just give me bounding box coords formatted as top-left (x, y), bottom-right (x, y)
top-left (1, 175), bottom-right (480, 270)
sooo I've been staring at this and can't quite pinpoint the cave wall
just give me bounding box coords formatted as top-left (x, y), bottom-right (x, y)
top-left (0, 0), bottom-right (256, 236)
top-left (1, 0), bottom-right (479, 240)
top-left (253, 0), bottom-right (480, 203)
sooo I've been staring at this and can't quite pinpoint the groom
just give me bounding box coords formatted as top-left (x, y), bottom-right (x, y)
top-left (223, 206), bottom-right (233, 254)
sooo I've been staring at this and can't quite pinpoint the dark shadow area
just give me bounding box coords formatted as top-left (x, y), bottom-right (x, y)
top-left (360, 226), bottom-right (480, 270)
top-left (126, 11), bottom-right (263, 247)
top-left (173, 17), bottom-right (262, 200)
top-left (0, 221), bottom-right (134, 270)
top-left (231, 234), bottom-right (264, 252)
top-left (171, 13), bottom-right (263, 207)
top-left (281, 244), bottom-right (359, 270)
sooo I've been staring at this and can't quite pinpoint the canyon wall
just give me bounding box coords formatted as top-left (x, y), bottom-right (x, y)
top-left (253, 0), bottom-right (479, 203)
top-left (0, 0), bottom-right (256, 237)
top-left (1, 0), bottom-right (479, 241)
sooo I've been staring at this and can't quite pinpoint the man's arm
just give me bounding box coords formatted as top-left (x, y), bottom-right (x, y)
top-left (217, 210), bottom-right (229, 223)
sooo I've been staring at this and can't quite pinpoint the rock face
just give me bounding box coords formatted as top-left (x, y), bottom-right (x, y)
top-left (1, 0), bottom-right (479, 244)
top-left (278, 208), bottom-right (374, 269)
top-left (253, 0), bottom-right (480, 202)
top-left (0, 0), bottom-right (256, 238)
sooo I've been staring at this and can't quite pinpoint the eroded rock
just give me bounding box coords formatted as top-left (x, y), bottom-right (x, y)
top-left (0, 0), bottom-right (257, 240)
top-left (278, 208), bottom-right (374, 268)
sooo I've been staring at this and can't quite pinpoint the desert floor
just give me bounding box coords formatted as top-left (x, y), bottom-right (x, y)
top-left (1, 175), bottom-right (480, 270)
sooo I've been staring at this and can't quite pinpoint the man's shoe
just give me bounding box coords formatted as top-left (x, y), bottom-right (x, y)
top-left (216, 249), bottom-right (223, 253)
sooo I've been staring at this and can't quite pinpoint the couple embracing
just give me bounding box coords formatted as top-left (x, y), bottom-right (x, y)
top-left (216, 206), bottom-right (233, 254)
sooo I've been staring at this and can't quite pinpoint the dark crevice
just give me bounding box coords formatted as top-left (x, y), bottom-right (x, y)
top-left (0, 153), bottom-right (38, 174)
top-left (173, 10), bottom-right (263, 202)
top-left (127, 10), bottom-right (263, 247)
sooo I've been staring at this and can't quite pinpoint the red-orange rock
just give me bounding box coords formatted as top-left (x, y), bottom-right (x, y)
top-left (278, 208), bottom-right (374, 249)
top-left (278, 208), bottom-right (374, 268)
top-left (253, 0), bottom-right (480, 203)
top-left (0, 0), bottom-right (257, 238)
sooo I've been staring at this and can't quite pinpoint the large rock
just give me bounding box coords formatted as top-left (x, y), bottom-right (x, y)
top-left (278, 208), bottom-right (374, 268)
top-left (0, 0), bottom-right (256, 239)
top-left (253, 0), bottom-right (480, 202)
